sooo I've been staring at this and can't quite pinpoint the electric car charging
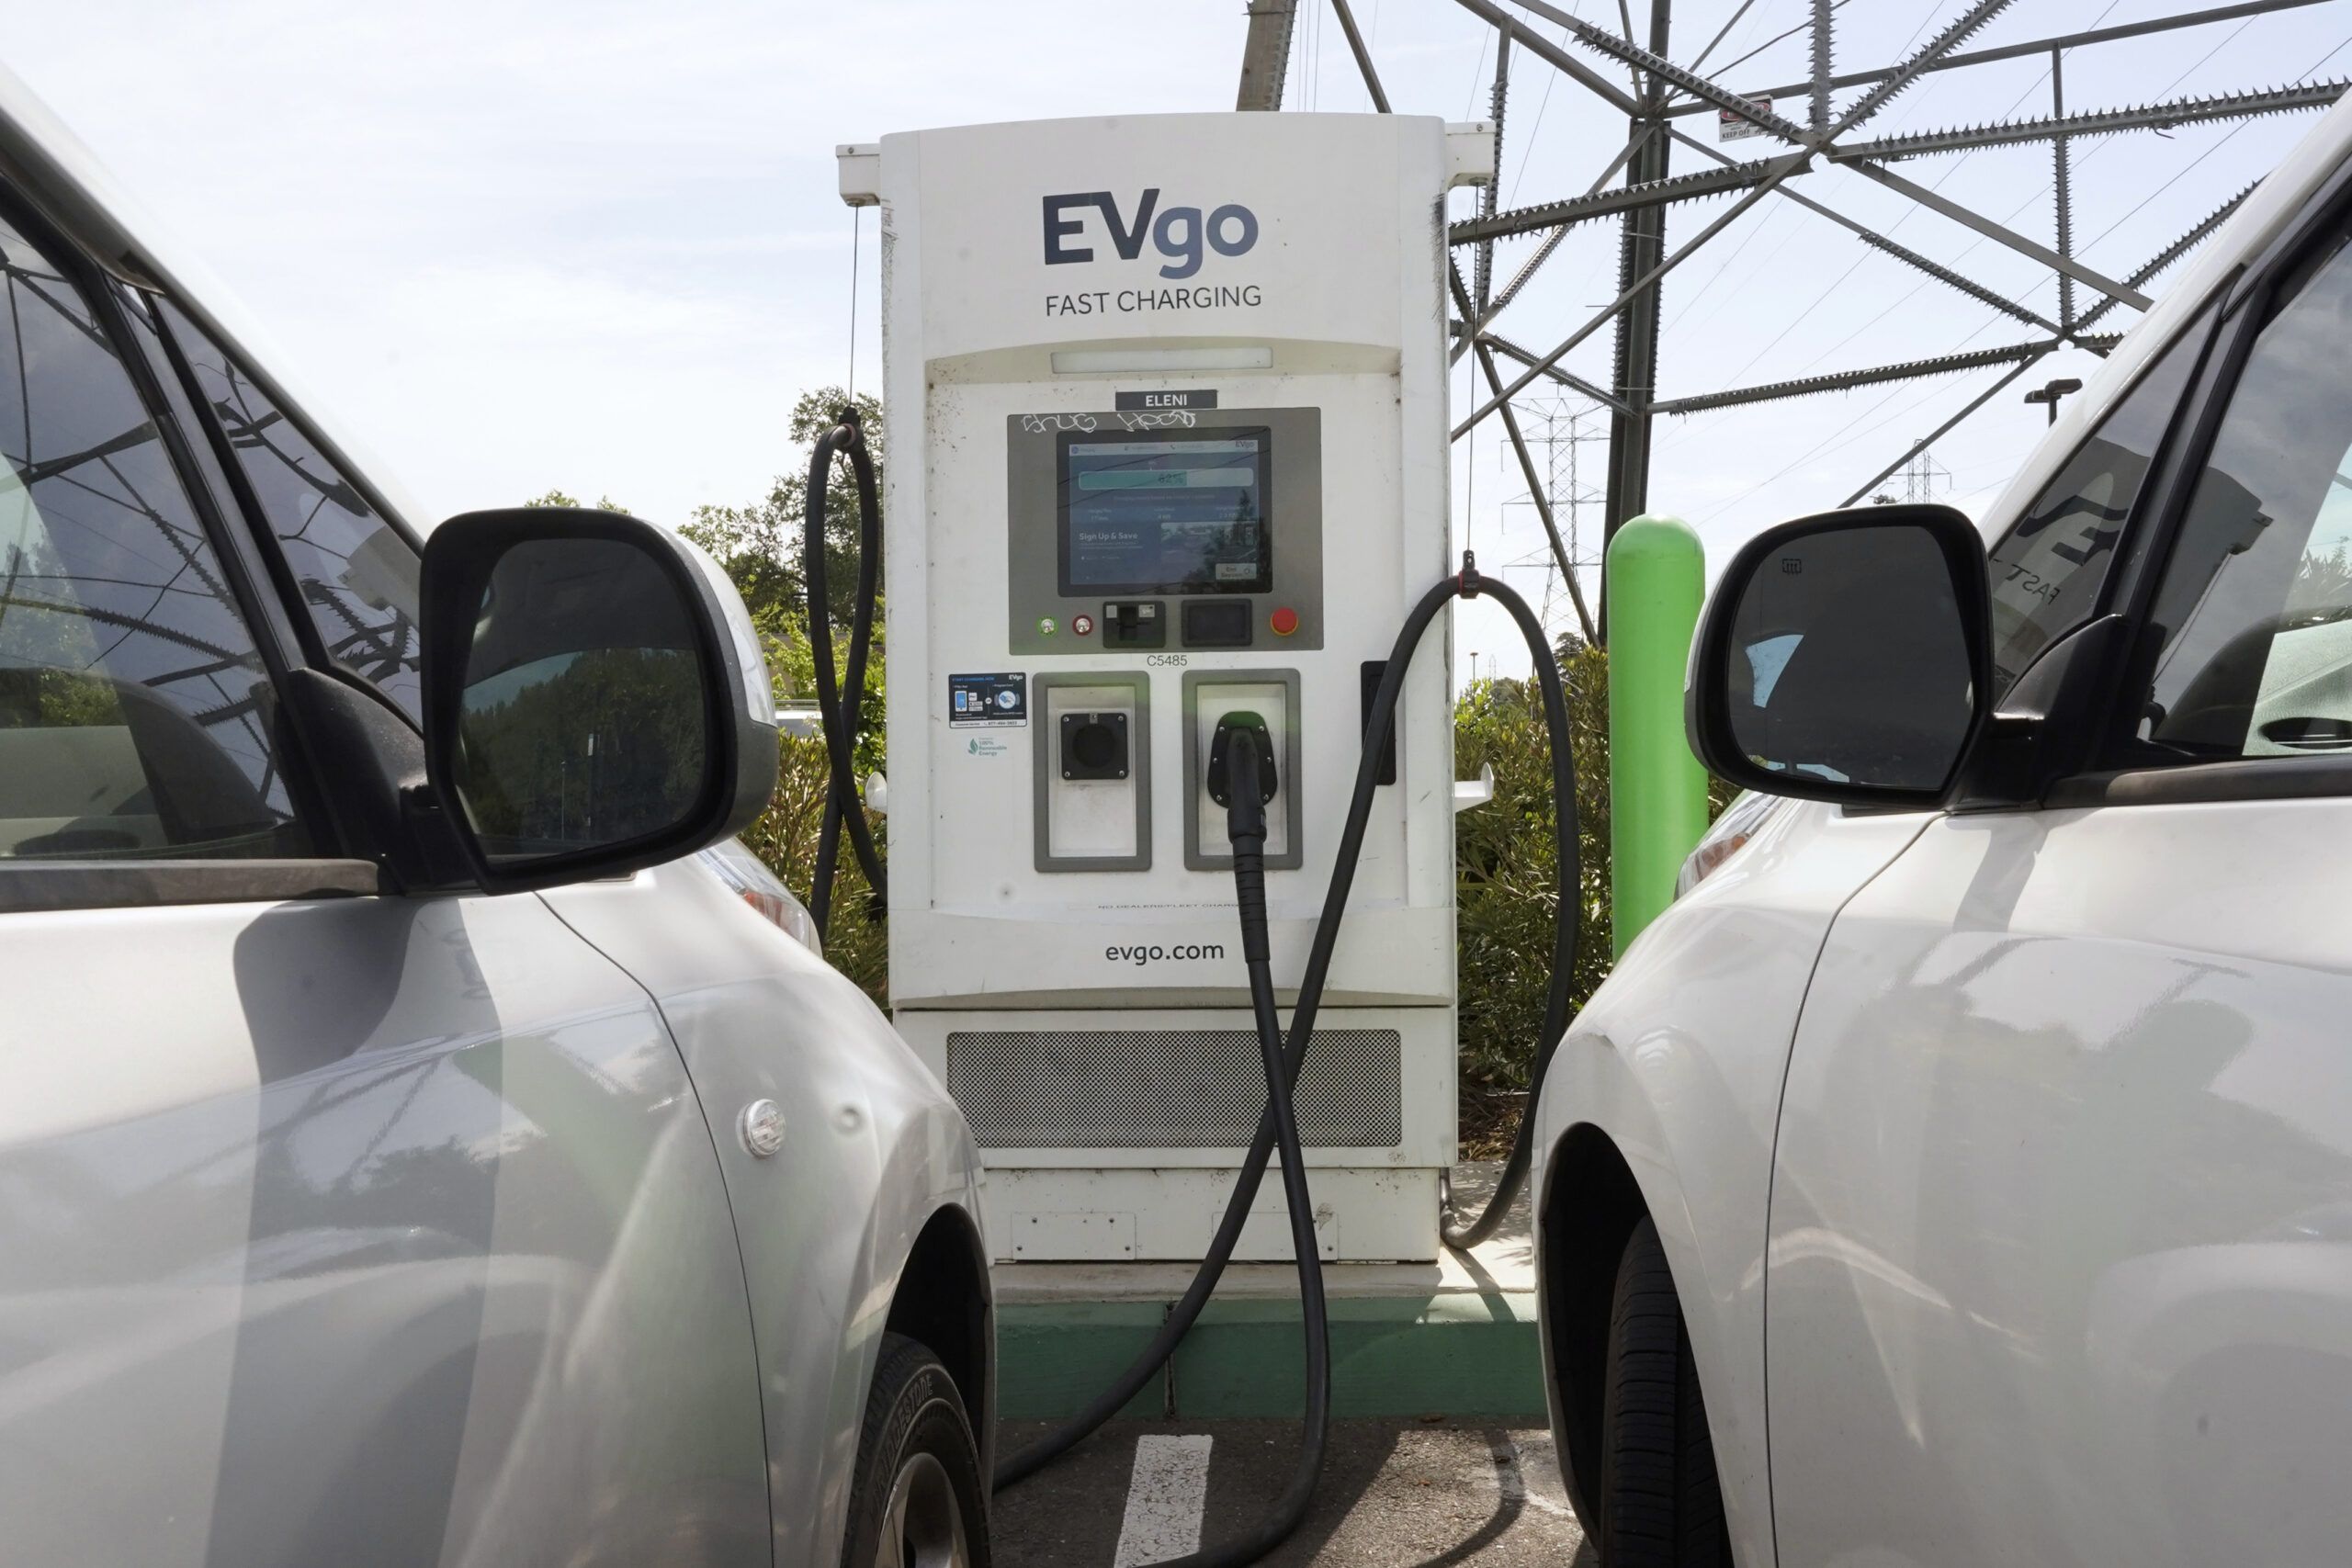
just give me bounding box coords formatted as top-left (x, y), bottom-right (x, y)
top-left (8, 3), bottom-right (2352, 1564)
top-left (799, 113), bottom-right (1589, 1562)
top-left (848, 115), bottom-right (1488, 1277)
top-left (800, 85), bottom-right (2352, 1568)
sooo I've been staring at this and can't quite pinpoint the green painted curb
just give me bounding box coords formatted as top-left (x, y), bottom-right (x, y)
top-left (998, 1294), bottom-right (1545, 1419)
top-left (996, 1302), bottom-right (1170, 1420)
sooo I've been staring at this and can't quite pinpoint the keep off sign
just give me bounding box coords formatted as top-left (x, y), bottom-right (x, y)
top-left (1719, 96), bottom-right (1773, 141)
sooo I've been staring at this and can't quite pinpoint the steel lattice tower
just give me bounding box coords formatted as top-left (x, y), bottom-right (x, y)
top-left (1239, 0), bottom-right (2349, 639)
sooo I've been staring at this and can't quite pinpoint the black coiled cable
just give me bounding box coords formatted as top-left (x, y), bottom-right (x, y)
top-left (1440, 558), bottom-right (1579, 1251)
top-left (804, 408), bottom-right (887, 939)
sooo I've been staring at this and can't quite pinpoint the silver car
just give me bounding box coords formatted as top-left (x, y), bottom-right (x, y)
top-left (0, 64), bottom-right (990, 1568)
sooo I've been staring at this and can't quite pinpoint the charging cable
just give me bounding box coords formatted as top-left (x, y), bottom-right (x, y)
top-left (1135, 713), bottom-right (1340, 1568)
top-left (803, 408), bottom-right (887, 938)
top-left (802, 411), bottom-right (1585, 1553)
top-left (803, 416), bottom-right (1575, 1246)
top-left (989, 551), bottom-right (1581, 1563)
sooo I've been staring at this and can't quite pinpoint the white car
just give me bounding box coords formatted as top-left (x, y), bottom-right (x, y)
top-left (1532, 96), bottom-right (2352, 1568)
top-left (0, 65), bottom-right (989, 1568)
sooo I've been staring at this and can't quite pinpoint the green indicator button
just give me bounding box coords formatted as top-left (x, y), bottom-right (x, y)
top-left (1038, 616), bottom-right (1057, 637)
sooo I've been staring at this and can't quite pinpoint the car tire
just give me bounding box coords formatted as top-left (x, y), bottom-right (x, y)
top-left (1597, 1216), bottom-right (1732, 1568)
top-left (842, 1332), bottom-right (990, 1568)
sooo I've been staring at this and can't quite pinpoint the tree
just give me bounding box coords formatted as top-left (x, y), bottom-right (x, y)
top-left (535, 395), bottom-right (892, 1007)
top-left (675, 388), bottom-right (884, 644)
top-left (522, 489), bottom-right (630, 513)
top-left (677, 482), bottom-right (804, 642)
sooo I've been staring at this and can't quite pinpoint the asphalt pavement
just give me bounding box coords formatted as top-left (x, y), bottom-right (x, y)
top-left (992, 1416), bottom-right (1593, 1568)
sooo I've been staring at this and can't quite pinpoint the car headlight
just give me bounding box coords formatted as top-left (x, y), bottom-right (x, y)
top-left (1675, 790), bottom-right (1791, 898)
top-left (697, 837), bottom-right (824, 958)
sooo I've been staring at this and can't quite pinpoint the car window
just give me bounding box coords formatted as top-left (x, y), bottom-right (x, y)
top-left (1984, 309), bottom-right (2211, 699)
top-left (159, 301), bottom-right (423, 723)
top-left (2128, 232), bottom-right (2352, 761)
top-left (0, 212), bottom-right (309, 858)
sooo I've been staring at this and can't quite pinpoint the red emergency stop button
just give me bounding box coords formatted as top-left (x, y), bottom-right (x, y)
top-left (1270, 605), bottom-right (1299, 637)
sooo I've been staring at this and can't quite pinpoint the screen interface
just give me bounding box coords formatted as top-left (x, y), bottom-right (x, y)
top-left (1058, 430), bottom-right (1272, 594)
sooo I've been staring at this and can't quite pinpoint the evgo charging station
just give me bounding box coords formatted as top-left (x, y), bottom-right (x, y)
top-left (839, 114), bottom-right (1501, 1267)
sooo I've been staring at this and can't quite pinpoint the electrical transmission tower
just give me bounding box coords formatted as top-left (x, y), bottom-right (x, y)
top-left (1240, 0), bottom-right (2350, 640)
top-left (1900, 446), bottom-right (1951, 502)
top-left (1521, 400), bottom-right (1606, 640)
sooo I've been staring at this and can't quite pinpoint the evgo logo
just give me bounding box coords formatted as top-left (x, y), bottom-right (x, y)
top-left (1043, 189), bottom-right (1259, 279)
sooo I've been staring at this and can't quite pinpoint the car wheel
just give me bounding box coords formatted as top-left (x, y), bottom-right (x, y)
top-left (1598, 1216), bottom-right (1732, 1567)
top-left (842, 1332), bottom-right (989, 1568)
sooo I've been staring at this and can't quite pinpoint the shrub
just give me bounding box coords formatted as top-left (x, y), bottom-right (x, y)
top-left (742, 729), bottom-right (888, 1006)
top-left (1453, 643), bottom-right (1607, 1156)
top-left (1453, 638), bottom-right (1736, 1156)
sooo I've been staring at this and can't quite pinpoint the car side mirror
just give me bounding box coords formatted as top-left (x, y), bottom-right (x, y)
top-left (419, 507), bottom-right (778, 893)
top-left (1685, 503), bottom-right (1990, 808)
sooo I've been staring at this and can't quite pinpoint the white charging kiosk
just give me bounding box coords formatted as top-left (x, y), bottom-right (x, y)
top-left (840, 113), bottom-right (1492, 1264)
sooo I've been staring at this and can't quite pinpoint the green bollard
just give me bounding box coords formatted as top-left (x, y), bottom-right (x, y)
top-left (1606, 513), bottom-right (1710, 956)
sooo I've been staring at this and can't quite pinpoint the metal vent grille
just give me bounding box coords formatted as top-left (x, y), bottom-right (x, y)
top-left (945, 1029), bottom-right (1403, 1148)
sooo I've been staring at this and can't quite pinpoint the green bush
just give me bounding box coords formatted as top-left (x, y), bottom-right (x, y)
top-left (1453, 645), bottom-right (1611, 1156)
top-left (1453, 640), bottom-right (1737, 1155)
top-left (741, 729), bottom-right (888, 1006)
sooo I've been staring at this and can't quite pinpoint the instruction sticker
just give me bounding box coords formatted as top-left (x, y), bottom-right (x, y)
top-left (949, 671), bottom-right (1027, 728)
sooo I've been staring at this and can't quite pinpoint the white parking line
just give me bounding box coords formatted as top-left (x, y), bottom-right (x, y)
top-left (1499, 1430), bottom-right (1577, 1519)
top-left (1111, 1433), bottom-right (1214, 1567)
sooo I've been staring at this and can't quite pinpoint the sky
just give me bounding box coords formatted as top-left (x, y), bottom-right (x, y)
top-left (6, 0), bottom-right (2346, 680)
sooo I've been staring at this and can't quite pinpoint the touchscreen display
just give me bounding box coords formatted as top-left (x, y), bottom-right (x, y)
top-left (1058, 431), bottom-right (1272, 594)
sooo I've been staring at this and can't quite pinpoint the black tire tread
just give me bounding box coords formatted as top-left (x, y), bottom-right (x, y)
top-left (1597, 1217), bottom-right (1732, 1568)
top-left (841, 1331), bottom-right (992, 1568)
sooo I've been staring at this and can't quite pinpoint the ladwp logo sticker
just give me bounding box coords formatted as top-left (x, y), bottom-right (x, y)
top-left (1043, 190), bottom-right (1259, 279)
